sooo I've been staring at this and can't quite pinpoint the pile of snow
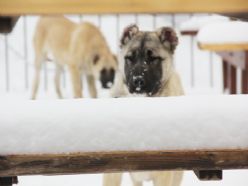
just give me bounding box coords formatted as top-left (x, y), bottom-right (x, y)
top-left (180, 15), bottom-right (229, 32)
top-left (197, 21), bottom-right (248, 44)
top-left (0, 95), bottom-right (248, 155)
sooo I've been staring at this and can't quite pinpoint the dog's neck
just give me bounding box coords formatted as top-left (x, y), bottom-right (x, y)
top-left (154, 69), bottom-right (184, 97)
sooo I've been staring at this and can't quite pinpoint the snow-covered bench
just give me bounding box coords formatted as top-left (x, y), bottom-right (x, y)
top-left (0, 96), bottom-right (248, 185)
top-left (197, 21), bottom-right (248, 94)
top-left (180, 15), bottom-right (229, 35)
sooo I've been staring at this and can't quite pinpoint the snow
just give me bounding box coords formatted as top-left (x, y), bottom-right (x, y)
top-left (0, 95), bottom-right (248, 155)
top-left (197, 21), bottom-right (248, 44)
top-left (180, 15), bottom-right (229, 32)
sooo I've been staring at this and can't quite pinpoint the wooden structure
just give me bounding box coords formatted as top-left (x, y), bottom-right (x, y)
top-left (1, 149), bottom-right (248, 185)
top-left (199, 43), bottom-right (248, 94)
top-left (181, 28), bottom-right (248, 94)
top-left (0, 0), bottom-right (248, 15)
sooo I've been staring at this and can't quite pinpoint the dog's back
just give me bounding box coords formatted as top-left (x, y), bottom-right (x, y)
top-left (33, 16), bottom-right (76, 64)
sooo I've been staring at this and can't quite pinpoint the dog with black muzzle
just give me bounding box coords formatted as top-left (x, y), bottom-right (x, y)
top-left (106, 25), bottom-right (184, 186)
top-left (31, 16), bottom-right (117, 99)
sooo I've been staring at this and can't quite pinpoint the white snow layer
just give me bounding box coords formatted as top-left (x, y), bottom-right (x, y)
top-left (0, 95), bottom-right (248, 155)
top-left (180, 15), bottom-right (229, 32)
top-left (197, 21), bottom-right (248, 44)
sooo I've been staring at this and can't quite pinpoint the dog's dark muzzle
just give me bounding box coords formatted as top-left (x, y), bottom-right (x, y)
top-left (100, 68), bottom-right (115, 89)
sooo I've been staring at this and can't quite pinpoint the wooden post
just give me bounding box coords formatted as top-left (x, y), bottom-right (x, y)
top-left (194, 170), bottom-right (222, 181)
top-left (0, 177), bottom-right (18, 186)
top-left (228, 64), bottom-right (237, 94)
top-left (223, 60), bottom-right (228, 92)
top-left (242, 69), bottom-right (248, 94)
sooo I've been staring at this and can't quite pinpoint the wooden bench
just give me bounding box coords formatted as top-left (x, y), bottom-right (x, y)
top-left (198, 40), bottom-right (248, 94)
top-left (0, 96), bottom-right (247, 185)
top-left (199, 43), bottom-right (248, 94)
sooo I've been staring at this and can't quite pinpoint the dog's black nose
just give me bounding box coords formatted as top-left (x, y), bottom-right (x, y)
top-left (133, 76), bottom-right (145, 88)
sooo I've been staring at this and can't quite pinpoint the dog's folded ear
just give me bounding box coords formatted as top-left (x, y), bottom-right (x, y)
top-left (157, 27), bottom-right (178, 53)
top-left (120, 24), bottom-right (139, 47)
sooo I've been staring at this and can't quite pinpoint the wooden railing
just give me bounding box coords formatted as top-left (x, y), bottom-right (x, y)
top-left (0, 0), bottom-right (248, 15)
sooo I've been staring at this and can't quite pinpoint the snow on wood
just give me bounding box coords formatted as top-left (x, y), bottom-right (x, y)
top-left (197, 21), bottom-right (248, 44)
top-left (180, 15), bottom-right (229, 32)
top-left (0, 95), bottom-right (248, 155)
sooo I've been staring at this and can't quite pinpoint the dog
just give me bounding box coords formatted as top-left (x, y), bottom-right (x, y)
top-left (31, 16), bottom-right (117, 99)
top-left (105, 25), bottom-right (184, 186)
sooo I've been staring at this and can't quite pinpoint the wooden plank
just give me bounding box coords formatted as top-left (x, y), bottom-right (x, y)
top-left (180, 31), bottom-right (198, 36)
top-left (0, 149), bottom-right (248, 177)
top-left (198, 43), bottom-right (248, 51)
top-left (0, 0), bottom-right (248, 15)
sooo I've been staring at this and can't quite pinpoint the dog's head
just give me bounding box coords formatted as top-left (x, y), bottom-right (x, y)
top-left (91, 53), bottom-right (118, 89)
top-left (120, 24), bottom-right (178, 96)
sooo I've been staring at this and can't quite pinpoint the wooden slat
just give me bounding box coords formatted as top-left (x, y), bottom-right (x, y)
top-left (0, 0), bottom-right (248, 15)
top-left (0, 149), bottom-right (248, 177)
top-left (198, 43), bottom-right (248, 51)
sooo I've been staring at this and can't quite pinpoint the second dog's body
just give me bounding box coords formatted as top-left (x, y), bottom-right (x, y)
top-left (32, 16), bottom-right (117, 99)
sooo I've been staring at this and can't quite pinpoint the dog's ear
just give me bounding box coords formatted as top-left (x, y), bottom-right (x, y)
top-left (120, 24), bottom-right (139, 47)
top-left (157, 27), bottom-right (178, 53)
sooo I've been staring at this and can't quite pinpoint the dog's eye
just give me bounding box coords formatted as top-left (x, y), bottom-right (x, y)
top-left (149, 56), bottom-right (163, 63)
top-left (125, 56), bottom-right (134, 65)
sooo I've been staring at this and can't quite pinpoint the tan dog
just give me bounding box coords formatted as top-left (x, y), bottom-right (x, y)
top-left (31, 16), bottom-right (117, 99)
top-left (105, 25), bottom-right (184, 186)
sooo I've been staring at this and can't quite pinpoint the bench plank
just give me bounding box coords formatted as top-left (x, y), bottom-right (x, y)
top-left (0, 149), bottom-right (248, 177)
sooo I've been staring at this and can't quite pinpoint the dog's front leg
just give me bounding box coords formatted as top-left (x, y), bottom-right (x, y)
top-left (68, 65), bottom-right (82, 98)
top-left (54, 64), bottom-right (63, 99)
top-left (103, 173), bottom-right (122, 186)
top-left (152, 171), bottom-right (183, 186)
top-left (86, 75), bottom-right (97, 98)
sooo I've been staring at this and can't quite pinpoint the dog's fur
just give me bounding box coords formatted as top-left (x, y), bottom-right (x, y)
top-left (31, 16), bottom-right (117, 99)
top-left (105, 25), bottom-right (184, 186)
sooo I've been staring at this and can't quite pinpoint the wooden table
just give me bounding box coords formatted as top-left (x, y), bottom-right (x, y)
top-left (199, 43), bottom-right (248, 94)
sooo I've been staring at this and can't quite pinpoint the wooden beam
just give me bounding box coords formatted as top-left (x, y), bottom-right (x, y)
top-left (198, 43), bottom-right (248, 51)
top-left (0, 0), bottom-right (248, 15)
top-left (0, 149), bottom-right (248, 177)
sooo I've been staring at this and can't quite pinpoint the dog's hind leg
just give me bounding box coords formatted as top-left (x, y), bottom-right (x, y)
top-left (152, 171), bottom-right (174, 186)
top-left (68, 65), bottom-right (82, 98)
top-left (31, 55), bottom-right (43, 100)
top-left (103, 173), bottom-right (122, 186)
top-left (86, 75), bottom-right (97, 98)
top-left (54, 64), bottom-right (63, 99)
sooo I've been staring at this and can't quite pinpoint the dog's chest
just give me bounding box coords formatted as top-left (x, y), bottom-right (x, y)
top-left (130, 172), bottom-right (152, 182)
